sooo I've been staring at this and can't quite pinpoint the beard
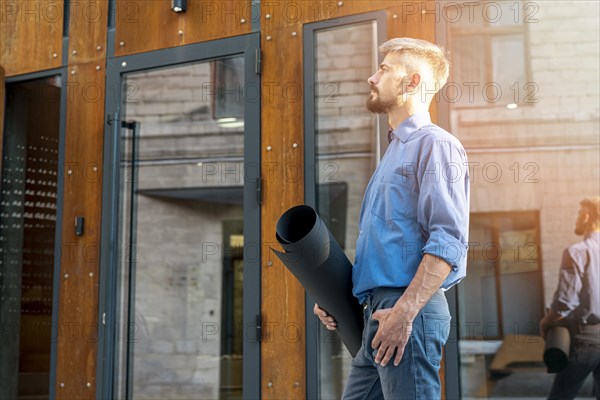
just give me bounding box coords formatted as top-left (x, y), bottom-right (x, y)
top-left (574, 225), bottom-right (585, 236)
top-left (366, 90), bottom-right (398, 114)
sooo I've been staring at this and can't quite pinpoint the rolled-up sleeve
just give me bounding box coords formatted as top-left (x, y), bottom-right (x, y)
top-left (551, 248), bottom-right (582, 316)
top-left (417, 139), bottom-right (470, 288)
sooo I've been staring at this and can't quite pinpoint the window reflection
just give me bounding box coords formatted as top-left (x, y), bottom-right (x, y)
top-left (312, 20), bottom-right (380, 399)
top-left (448, 1), bottom-right (599, 398)
top-left (116, 57), bottom-right (245, 399)
top-left (446, 1), bottom-right (529, 108)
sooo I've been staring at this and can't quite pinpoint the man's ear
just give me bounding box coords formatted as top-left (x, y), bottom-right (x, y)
top-left (582, 210), bottom-right (590, 224)
top-left (406, 72), bottom-right (421, 93)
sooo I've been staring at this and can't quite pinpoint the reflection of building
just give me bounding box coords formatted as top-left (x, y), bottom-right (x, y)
top-left (114, 61), bottom-right (246, 399)
top-left (445, 2), bottom-right (599, 397)
top-left (0, 1), bottom-right (598, 399)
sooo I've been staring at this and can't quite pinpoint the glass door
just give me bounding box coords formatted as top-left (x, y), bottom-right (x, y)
top-left (303, 12), bottom-right (387, 399)
top-left (99, 35), bottom-right (260, 400)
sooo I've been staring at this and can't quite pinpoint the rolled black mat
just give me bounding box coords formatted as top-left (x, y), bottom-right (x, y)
top-left (544, 326), bottom-right (570, 373)
top-left (272, 205), bottom-right (364, 357)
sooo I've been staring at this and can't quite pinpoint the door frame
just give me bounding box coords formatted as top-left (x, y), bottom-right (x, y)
top-left (97, 33), bottom-right (261, 400)
top-left (433, 15), bottom-right (463, 400)
top-left (2, 67), bottom-right (68, 400)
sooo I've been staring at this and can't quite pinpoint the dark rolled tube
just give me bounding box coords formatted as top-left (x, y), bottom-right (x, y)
top-left (272, 205), bottom-right (364, 357)
top-left (544, 326), bottom-right (570, 373)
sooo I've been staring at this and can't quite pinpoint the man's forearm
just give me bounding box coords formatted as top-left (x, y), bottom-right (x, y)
top-left (392, 253), bottom-right (452, 319)
top-left (540, 309), bottom-right (564, 339)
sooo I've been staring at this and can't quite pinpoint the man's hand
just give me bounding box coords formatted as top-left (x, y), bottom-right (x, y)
top-left (540, 309), bottom-right (563, 340)
top-left (313, 303), bottom-right (337, 330)
top-left (370, 254), bottom-right (452, 367)
top-left (371, 307), bottom-right (416, 367)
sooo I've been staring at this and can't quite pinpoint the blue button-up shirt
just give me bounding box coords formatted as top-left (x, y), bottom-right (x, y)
top-left (352, 112), bottom-right (470, 303)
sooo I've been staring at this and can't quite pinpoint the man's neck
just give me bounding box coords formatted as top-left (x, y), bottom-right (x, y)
top-left (388, 103), bottom-right (429, 129)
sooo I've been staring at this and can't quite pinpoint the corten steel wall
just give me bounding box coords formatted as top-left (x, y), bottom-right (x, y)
top-left (113, 0), bottom-right (252, 56)
top-left (55, 1), bottom-right (110, 397)
top-left (1, 0), bottom-right (110, 398)
top-left (0, 0), bottom-right (63, 76)
top-left (0, 1), bottom-right (439, 398)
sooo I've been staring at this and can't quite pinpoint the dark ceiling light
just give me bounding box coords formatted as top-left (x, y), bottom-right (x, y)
top-left (171, 0), bottom-right (187, 13)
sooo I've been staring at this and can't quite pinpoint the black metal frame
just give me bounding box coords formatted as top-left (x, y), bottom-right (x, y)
top-left (4, 67), bottom-right (68, 400)
top-left (302, 11), bottom-right (387, 399)
top-left (120, 120), bottom-right (139, 400)
top-left (97, 33), bottom-right (261, 399)
top-left (435, 7), bottom-right (462, 398)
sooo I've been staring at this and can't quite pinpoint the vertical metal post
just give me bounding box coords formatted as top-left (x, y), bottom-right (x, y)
top-left (122, 120), bottom-right (139, 400)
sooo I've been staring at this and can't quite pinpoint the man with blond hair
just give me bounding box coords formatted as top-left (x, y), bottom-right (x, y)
top-left (540, 197), bottom-right (600, 399)
top-left (314, 37), bottom-right (470, 398)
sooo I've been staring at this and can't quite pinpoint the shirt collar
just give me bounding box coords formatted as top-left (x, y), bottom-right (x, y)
top-left (584, 231), bottom-right (600, 240)
top-left (391, 111), bottom-right (432, 143)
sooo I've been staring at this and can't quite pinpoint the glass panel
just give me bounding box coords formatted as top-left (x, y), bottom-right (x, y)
top-left (491, 34), bottom-right (526, 102)
top-left (459, 216), bottom-right (500, 340)
top-left (115, 56), bottom-right (245, 399)
top-left (447, 3), bottom-right (486, 29)
top-left (447, 2), bottom-right (599, 398)
top-left (498, 229), bottom-right (538, 274)
top-left (459, 212), bottom-right (545, 399)
top-left (490, 1), bottom-right (524, 26)
top-left (0, 76), bottom-right (61, 400)
top-left (448, 1), bottom-right (527, 108)
top-left (446, 1), bottom-right (522, 29)
top-left (449, 36), bottom-right (488, 107)
top-left (313, 21), bottom-right (380, 399)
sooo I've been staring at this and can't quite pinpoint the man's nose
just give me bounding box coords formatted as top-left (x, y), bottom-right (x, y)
top-left (367, 73), bottom-right (377, 85)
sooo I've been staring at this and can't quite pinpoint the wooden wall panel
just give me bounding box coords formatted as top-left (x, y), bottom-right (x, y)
top-left (67, 0), bottom-right (110, 63)
top-left (261, 1), bottom-right (439, 398)
top-left (114, 0), bottom-right (252, 56)
top-left (55, 61), bottom-right (106, 400)
top-left (0, 0), bottom-right (63, 76)
top-left (260, 17), bottom-right (306, 400)
top-left (55, 1), bottom-right (108, 398)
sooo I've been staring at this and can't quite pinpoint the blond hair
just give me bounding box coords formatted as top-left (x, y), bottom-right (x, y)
top-left (580, 196), bottom-right (600, 226)
top-left (379, 38), bottom-right (450, 90)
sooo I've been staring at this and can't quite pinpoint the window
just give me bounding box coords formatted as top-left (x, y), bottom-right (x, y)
top-left (304, 12), bottom-right (387, 399)
top-left (212, 57), bottom-right (245, 122)
top-left (458, 211), bottom-right (546, 398)
top-left (446, 1), bottom-right (531, 107)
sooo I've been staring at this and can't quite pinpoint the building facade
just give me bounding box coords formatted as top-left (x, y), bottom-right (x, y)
top-left (0, 1), bottom-right (598, 399)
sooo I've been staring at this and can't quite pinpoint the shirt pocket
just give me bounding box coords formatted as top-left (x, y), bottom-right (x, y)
top-left (370, 175), bottom-right (418, 222)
